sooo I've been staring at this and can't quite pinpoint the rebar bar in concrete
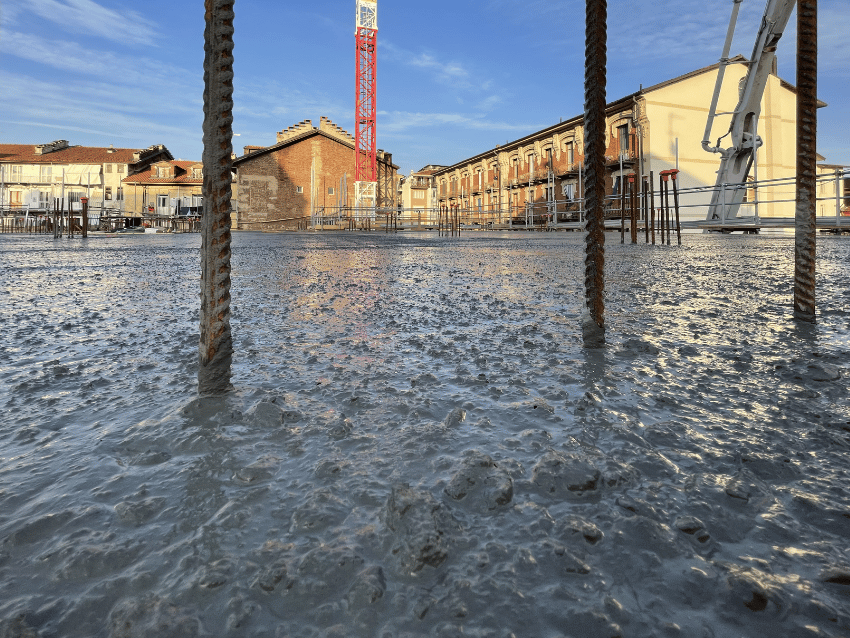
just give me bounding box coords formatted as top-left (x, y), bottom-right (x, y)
top-left (794, 0), bottom-right (817, 323)
top-left (582, 0), bottom-right (607, 347)
top-left (198, 0), bottom-right (235, 394)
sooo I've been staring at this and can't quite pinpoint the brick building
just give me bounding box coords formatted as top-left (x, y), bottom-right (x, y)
top-left (0, 141), bottom-right (172, 212)
top-left (434, 58), bottom-right (820, 224)
top-left (121, 160), bottom-right (204, 216)
top-left (233, 117), bottom-right (398, 230)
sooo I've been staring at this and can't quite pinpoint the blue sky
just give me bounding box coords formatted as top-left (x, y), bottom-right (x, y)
top-left (1, 0), bottom-right (846, 175)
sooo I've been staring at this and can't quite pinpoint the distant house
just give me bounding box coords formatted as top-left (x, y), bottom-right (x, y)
top-left (0, 140), bottom-right (172, 212)
top-left (399, 165), bottom-right (443, 210)
top-left (233, 117), bottom-right (399, 230)
top-left (122, 160), bottom-right (204, 216)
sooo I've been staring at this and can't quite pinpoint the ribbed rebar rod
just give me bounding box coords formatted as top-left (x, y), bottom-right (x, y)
top-left (199, 0), bottom-right (235, 394)
top-left (582, 0), bottom-right (607, 347)
top-left (793, 0), bottom-right (817, 323)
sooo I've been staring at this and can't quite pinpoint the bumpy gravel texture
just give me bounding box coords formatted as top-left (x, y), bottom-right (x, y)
top-left (1, 231), bottom-right (849, 638)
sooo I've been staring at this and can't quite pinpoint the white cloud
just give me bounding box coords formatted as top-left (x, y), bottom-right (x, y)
top-left (477, 95), bottom-right (503, 112)
top-left (382, 41), bottom-right (483, 91)
top-left (0, 68), bottom-right (201, 155)
top-left (378, 110), bottom-right (539, 135)
top-left (12, 0), bottom-right (158, 46)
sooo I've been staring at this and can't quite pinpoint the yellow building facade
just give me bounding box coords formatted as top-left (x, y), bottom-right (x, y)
top-left (434, 59), bottom-right (841, 224)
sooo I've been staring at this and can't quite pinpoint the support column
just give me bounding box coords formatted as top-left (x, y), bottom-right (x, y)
top-left (582, 0), bottom-right (607, 347)
top-left (794, 0), bottom-right (817, 323)
top-left (199, 0), bottom-right (235, 393)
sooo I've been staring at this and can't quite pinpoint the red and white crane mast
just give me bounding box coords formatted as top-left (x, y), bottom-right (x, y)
top-left (354, 0), bottom-right (378, 213)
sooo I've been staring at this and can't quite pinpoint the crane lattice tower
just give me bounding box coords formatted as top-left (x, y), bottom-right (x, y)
top-left (354, 0), bottom-right (377, 212)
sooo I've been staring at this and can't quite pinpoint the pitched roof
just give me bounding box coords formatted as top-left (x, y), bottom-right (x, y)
top-left (122, 160), bottom-right (203, 185)
top-left (232, 127), bottom-right (353, 165)
top-left (0, 143), bottom-right (172, 165)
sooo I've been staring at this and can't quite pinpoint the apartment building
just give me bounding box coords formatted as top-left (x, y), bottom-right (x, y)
top-left (434, 58), bottom-right (826, 223)
top-left (0, 141), bottom-right (172, 212)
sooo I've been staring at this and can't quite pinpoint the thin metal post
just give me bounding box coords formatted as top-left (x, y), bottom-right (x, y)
top-left (794, 0), bottom-right (817, 323)
top-left (81, 198), bottom-right (88, 238)
top-left (629, 174), bottom-right (637, 244)
top-left (671, 171), bottom-right (681, 245)
top-left (835, 169), bottom-right (841, 224)
top-left (649, 170), bottom-right (655, 244)
top-left (619, 154), bottom-right (625, 244)
top-left (753, 116), bottom-right (760, 225)
top-left (583, 0), bottom-right (607, 347)
top-left (199, 0), bottom-right (235, 393)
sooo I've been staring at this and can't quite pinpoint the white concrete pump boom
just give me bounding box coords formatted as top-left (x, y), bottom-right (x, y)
top-left (703, 0), bottom-right (796, 222)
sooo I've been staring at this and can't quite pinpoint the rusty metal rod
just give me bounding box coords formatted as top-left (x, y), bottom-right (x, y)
top-left (81, 199), bottom-right (88, 238)
top-left (582, 0), bottom-right (607, 347)
top-left (794, 0), bottom-right (817, 323)
top-left (649, 171), bottom-right (655, 245)
top-left (198, 0), bottom-right (235, 394)
top-left (672, 172), bottom-right (682, 245)
top-left (630, 175), bottom-right (637, 244)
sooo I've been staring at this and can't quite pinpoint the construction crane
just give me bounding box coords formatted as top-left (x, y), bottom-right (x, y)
top-left (702, 0), bottom-right (796, 222)
top-left (354, 0), bottom-right (378, 214)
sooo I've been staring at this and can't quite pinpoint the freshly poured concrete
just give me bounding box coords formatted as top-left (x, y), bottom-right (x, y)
top-left (1, 231), bottom-right (848, 637)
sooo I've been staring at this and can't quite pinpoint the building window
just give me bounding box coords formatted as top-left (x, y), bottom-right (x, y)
top-left (192, 168), bottom-right (202, 179)
top-left (328, 187), bottom-right (334, 195)
top-left (567, 142), bottom-right (574, 165)
top-left (10, 165), bottom-right (23, 181)
top-left (106, 164), bottom-right (113, 173)
top-left (618, 124), bottom-right (629, 154)
top-left (39, 191), bottom-right (50, 208)
top-left (296, 186), bottom-right (303, 193)
top-left (11, 191), bottom-right (22, 205)
top-left (105, 187), bottom-right (112, 201)
top-left (118, 165), bottom-right (125, 174)
top-left (40, 166), bottom-right (52, 182)
top-left (562, 183), bottom-right (575, 200)
top-left (192, 195), bottom-right (203, 207)
top-left (117, 187), bottom-right (124, 201)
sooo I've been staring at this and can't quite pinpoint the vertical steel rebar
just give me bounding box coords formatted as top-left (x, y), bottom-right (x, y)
top-left (198, 0), bottom-right (235, 394)
top-left (642, 177), bottom-right (649, 244)
top-left (629, 175), bottom-right (637, 244)
top-left (582, 0), bottom-right (607, 347)
top-left (81, 199), bottom-right (88, 238)
top-left (794, 0), bottom-right (817, 323)
top-left (649, 171), bottom-right (655, 245)
top-left (672, 172), bottom-right (682, 245)
top-left (619, 155), bottom-right (625, 244)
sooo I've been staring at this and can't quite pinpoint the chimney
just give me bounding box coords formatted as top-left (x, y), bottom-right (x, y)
top-left (34, 140), bottom-right (70, 155)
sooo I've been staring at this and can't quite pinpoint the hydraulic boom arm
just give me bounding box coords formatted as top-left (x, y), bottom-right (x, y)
top-left (703, 0), bottom-right (796, 221)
